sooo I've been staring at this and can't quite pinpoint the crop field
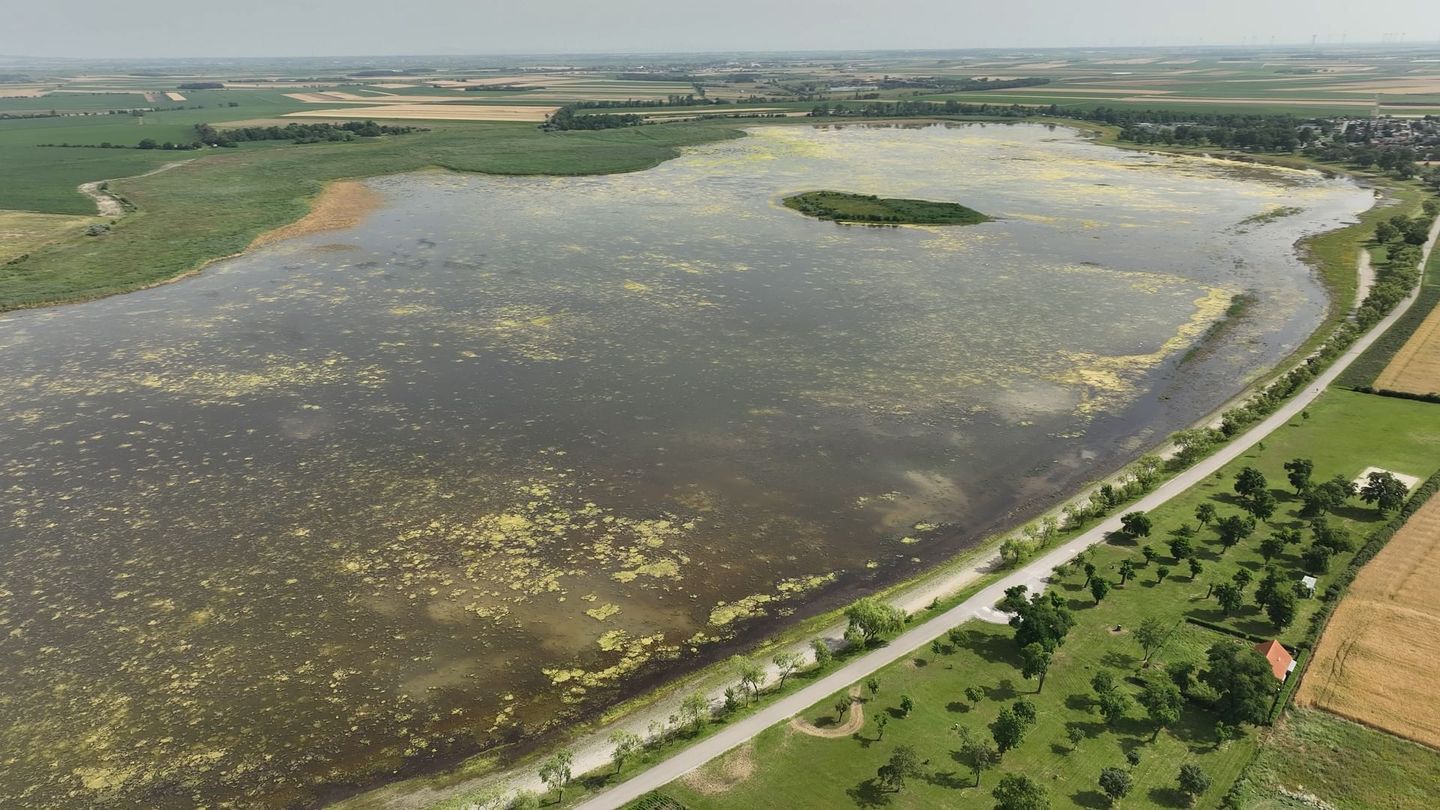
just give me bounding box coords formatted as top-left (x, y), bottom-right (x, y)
top-left (285, 103), bottom-right (559, 121)
top-left (1296, 494), bottom-right (1440, 747)
top-left (1374, 300), bottom-right (1440, 395)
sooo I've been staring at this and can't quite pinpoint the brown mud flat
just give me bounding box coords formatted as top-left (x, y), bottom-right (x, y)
top-left (1297, 494), bottom-right (1440, 747)
top-left (248, 180), bottom-right (383, 250)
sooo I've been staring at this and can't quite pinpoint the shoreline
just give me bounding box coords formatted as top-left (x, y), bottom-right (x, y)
top-left (247, 179), bottom-right (384, 250)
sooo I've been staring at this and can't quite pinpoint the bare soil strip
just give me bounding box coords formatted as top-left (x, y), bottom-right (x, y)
top-left (1297, 495), bottom-right (1440, 748)
top-left (248, 180), bottom-right (382, 249)
top-left (1375, 300), bottom-right (1440, 394)
top-left (789, 686), bottom-right (865, 738)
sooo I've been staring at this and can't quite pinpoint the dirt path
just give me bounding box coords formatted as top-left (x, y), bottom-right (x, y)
top-left (76, 159), bottom-right (193, 217)
top-left (788, 687), bottom-right (864, 738)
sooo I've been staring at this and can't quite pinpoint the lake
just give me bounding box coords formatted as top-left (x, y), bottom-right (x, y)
top-left (0, 123), bottom-right (1371, 806)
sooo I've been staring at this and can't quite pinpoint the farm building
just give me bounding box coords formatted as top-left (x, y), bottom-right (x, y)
top-left (1255, 639), bottom-right (1296, 681)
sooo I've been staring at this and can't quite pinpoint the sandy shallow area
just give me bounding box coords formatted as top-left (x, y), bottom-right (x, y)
top-left (249, 180), bottom-right (383, 249)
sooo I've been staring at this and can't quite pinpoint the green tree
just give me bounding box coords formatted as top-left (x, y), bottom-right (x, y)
top-left (1283, 458), bottom-right (1313, 494)
top-left (1360, 470), bottom-right (1409, 514)
top-left (1099, 766), bottom-right (1133, 806)
top-left (1259, 534), bottom-right (1285, 563)
top-left (1216, 514), bottom-right (1256, 551)
top-left (1142, 545), bottom-right (1158, 565)
top-left (1266, 586), bottom-right (1297, 629)
top-left (1118, 559), bottom-right (1137, 585)
top-left (1168, 534), bottom-right (1194, 562)
top-left (1098, 688), bottom-right (1131, 727)
top-left (1156, 565), bottom-right (1170, 584)
top-left (1137, 676), bottom-right (1184, 740)
top-left (732, 656), bottom-right (763, 702)
top-left (1201, 642), bottom-right (1276, 726)
top-left (1121, 511), bottom-right (1152, 538)
top-left (1303, 474), bottom-right (1356, 516)
top-left (867, 677), bottom-right (880, 698)
top-left (1134, 616), bottom-right (1169, 665)
top-left (810, 638), bottom-right (832, 666)
top-left (1232, 568), bottom-right (1253, 592)
top-left (1188, 557), bottom-right (1203, 580)
top-left (773, 652), bottom-right (801, 688)
top-left (1177, 763), bottom-right (1212, 806)
top-left (1195, 502), bottom-right (1217, 528)
top-left (1007, 589), bottom-right (1075, 652)
top-left (1090, 577), bottom-right (1111, 604)
top-left (1214, 582), bottom-right (1243, 616)
top-left (538, 750), bottom-right (574, 802)
top-left (1234, 467), bottom-right (1268, 501)
top-left (1244, 489), bottom-right (1278, 521)
top-left (1066, 724), bottom-right (1086, 751)
top-left (876, 744), bottom-right (921, 793)
top-left (1083, 561), bottom-right (1098, 586)
top-left (966, 685), bottom-right (985, 705)
top-left (681, 692), bottom-right (709, 732)
top-left (1302, 543), bottom-right (1332, 574)
top-left (991, 704), bottom-right (1034, 752)
top-left (956, 726), bottom-right (1000, 786)
top-left (899, 694), bottom-right (915, 717)
top-left (845, 597), bottom-right (904, 643)
top-left (1020, 642), bottom-right (1053, 692)
top-left (874, 713), bottom-right (888, 740)
top-left (608, 729), bottom-right (641, 773)
top-left (992, 772), bottom-right (1049, 810)
top-left (834, 695), bottom-right (852, 721)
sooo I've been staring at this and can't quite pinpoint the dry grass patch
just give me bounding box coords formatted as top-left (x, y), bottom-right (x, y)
top-left (0, 210), bottom-right (99, 264)
top-left (283, 104), bottom-right (557, 122)
top-left (679, 741), bottom-right (756, 795)
top-left (164, 91), bottom-right (186, 102)
top-left (1297, 494), bottom-right (1440, 747)
top-left (248, 180), bottom-right (382, 249)
top-left (1375, 302), bottom-right (1440, 395)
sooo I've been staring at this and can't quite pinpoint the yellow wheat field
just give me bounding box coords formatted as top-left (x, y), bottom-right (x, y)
top-left (1297, 494), bottom-right (1440, 747)
top-left (1375, 303), bottom-right (1440, 395)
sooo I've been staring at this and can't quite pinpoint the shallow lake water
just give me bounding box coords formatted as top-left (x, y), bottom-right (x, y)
top-left (0, 123), bottom-right (1371, 806)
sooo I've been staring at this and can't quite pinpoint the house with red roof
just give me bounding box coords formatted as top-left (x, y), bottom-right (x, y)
top-left (1254, 639), bottom-right (1295, 681)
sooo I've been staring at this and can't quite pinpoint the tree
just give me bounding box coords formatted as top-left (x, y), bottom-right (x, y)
top-left (966, 685), bottom-right (985, 705)
top-left (1234, 467), bottom-right (1268, 502)
top-left (876, 744), bottom-right (921, 793)
top-left (1266, 587), bottom-right (1296, 630)
top-left (1083, 561), bottom-right (1098, 586)
top-left (1195, 502), bottom-right (1217, 528)
top-left (1121, 511), bottom-right (1152, 538)
top-left (991, 704), bottom-right (1034, 752)
top-left (681, 692), bottom-right (709, 732)
top-left (875, 713), bottom-right (888, 739)
top-left (1156, 565), bottom-right (1170, 584)
top-left (1177, 763), bottom-right (1212, 807)
top-left (1301, 543), bottom-right (1332, 574)
top-left (1215, 514), bottom-right (1256, 551)
top-left (1091, 670), bottom-right (1117, 697)
top-left (732, 657), bottom-right (763, 702)
top-left (1303, 474), bottom-right (1356, 516)
top-left (1168, 535), bottom-right (1194, 562)
top-left (538, 750), bottom-right (574, 801)
top-left (1118, 559), bottom-right (1137, 585)
top-left (1066, 724), bottom-right (1086, 751)
top-left (1137, 676), bottom-right (1184, 740)
top-left (846, 597), bottom-right (904, 643)
top-left (1090, 577), bottom-right (1111, 604)
top-left (1259, 534), bottom-right (1285, 563)
top-left (1008, 590), bottom-right (1075, 652)
top-left (867, 677), bottom-right (880, 699)
top-left (1142, 545), bottom-right (1158, 565)
top-left (773, 652), bottom-right (801, 688)
top-left (835, 695), bottom-right (852, 721)
top-left (1201, 642), bottom-right (1276, 726)
top-left (1284, 458), bottom-right (1313, 494)
top-left (1020, 643), bottom-right (1053, 692)
top-left (1214, 583), bottom-right (1243, 616)
top-left (1360, 470), bottom-right (1408, 514)
top-left (138, 137), bottom-right (158, 149)
top-left (1012, 697), bottom-right (1038, 725)
top-left (1098, 688), bottom-right (1131, 727)
top-left (810, 638), bottom-right (833, 667)
top-left (931, 639), bottom-right (944, 658)
top-left (899, 694), bottom-right (914, 717)
top-left (1231, 568), bottom-right (1253, 593)
top-left (1244, 489), bottom-right (1278, 521)
top-left (1099, 767), bottom-right (1133, 806)
top-left (1253, 567), bottom-right (1284, 610)
top-left (1213, 721), bottom-right (1242, 748)
top-left (992, 773), bottom-right (1049, 810)
top-left (609, 730), bottom-right (641, 773)
top-left (1134, 616), bottom-right (1169, 665)
top-left (956, 726), bottom-right (1000, 786)
top-left (1188, 557), bottom-right (1203, 581)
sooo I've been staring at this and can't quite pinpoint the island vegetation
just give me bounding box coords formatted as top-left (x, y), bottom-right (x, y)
top-left (782, 190), bottom-right (991, 225)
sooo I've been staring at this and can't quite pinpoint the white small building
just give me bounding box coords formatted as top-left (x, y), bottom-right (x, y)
top-left (1300, 575), bottom-right (1318, 596)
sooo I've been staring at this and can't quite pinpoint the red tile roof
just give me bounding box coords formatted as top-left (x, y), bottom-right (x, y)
top-left (1254, 639), bottom-right (1294, 681)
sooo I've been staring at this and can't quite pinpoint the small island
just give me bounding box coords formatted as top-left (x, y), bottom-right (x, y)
top-left (782, 190), bottom-right (992, 226)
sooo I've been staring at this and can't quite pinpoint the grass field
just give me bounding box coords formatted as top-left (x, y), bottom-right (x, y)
top-left (640, 389), bottom-right (1440, 809)
top-left (1225, 709), bottom-right (1440, 810)
top-left (0, 209), bottom-right (99, 263)
top-left (1296, 494), bottom-right (1440, 747)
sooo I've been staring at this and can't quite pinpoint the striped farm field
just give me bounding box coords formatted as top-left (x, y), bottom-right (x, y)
top-left (1297, 493), bottom-right (1440, 747)
top-left (284, 104), bottom-right (558, 122)
top-left (1374, 301), bottom-right (1440, 395)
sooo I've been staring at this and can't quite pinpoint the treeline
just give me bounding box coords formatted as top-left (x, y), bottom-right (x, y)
top-left (178, 81), bottom-right (224, 90)
top-left (809, 99), bottom-right (1049, 118)
top-left (192, 120), bottom-right (419, 146)
top-left (541, 107), bottom-right (644, 131)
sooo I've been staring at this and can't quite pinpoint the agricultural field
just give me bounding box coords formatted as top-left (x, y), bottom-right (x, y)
top-left (644, 389), bottom-right (1440, 809)
top-left (0, 209), bottom-right (98, 263)
top-left (1375, 302), bottom-right (1440, 394)
top-left (1296, 494), bottom-right (1440, 747)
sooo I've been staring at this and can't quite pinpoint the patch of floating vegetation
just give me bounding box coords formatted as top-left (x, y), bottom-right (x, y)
top-left (1234, 205), bottom-right (1305, 232)
top-left (783, 190), bottom-right (992, 226)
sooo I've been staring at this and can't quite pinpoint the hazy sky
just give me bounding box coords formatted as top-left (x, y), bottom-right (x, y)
top-left (6, 0), bottom-right (1440, 59)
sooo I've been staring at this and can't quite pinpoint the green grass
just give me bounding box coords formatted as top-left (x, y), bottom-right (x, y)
top-left (641, 389), bottom-right (1440, 808)
top-left (782, 190), bottom-right (991, 225)
top-left (0, 121), bottom-right (743, 310)
top-left (1226, 709), bottom-right (1440, 809)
